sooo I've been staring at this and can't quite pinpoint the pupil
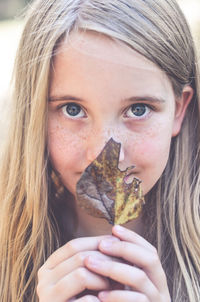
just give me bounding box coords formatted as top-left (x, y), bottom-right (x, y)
top-left (132, 104), bottom-right (146, 116)
top-left (67, 103), bottom-right (81, 116)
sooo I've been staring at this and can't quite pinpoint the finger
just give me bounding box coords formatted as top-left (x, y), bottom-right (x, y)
top-left (112, 225), bottom-right (156, 253)
top-left (43, 236), bottom-right (119, 269)
top-left (51, 250), bottom-right (121, 283)
top-left (85, 258), bottom-right (158, 301)
top-left (75, 295), bottom-right (100, 302)
top-left (98, 290), bottom-right (150, 302)
top-left (98, 239), bottom-right (167, 292)
top-left (54, 268), bottom-right (109, 299)
top-left (39, 268), bottom-right (110, 301)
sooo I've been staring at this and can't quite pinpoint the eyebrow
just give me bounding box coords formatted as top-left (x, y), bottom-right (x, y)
top-left (49, 95), bottom-right (166, 104)
top-left (123, 96), bottom-right (166, 104)
top-left (49, 95), bottom-right (83, 102)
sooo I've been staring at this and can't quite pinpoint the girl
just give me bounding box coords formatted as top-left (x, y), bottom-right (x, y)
top-left (0, 0), bottom-right (199, 301)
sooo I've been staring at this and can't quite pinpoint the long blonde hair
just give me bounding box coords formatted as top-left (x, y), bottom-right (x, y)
top-left (0, 0), bottom-right (199, 301)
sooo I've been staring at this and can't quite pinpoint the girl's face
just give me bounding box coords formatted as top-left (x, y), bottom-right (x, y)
top-left (48, 31), bottom-right (190, 197)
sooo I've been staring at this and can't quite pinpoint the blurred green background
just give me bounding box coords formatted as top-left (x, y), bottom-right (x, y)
top-left (0, 0), bottom-right (200, 140)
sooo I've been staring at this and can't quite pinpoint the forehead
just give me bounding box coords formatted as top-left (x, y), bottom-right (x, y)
top-left (56, 30), bottom-right (163, 70)
top-left (51, 30), bottom-right (174, 100)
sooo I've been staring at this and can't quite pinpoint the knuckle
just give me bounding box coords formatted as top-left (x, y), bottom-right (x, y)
top-left (75, 267), bottom-right (87, 284)
top-left (65, 239), bottom-right (78, 254)
top-left (150, 252), bottom-right (160, 267)
top-left (53, 280), bottom-right (66, 296)
top-left (37, 267), bottom-right (42, 280)
top-left (144, 250), bottom-right (160, 268)
top-left (36, 283), bottom-right (42, 296)
top-left (137, 270), bottom-right (147, 284)
top-left (37, 266), bottom-right (46, 280)
top-left (151, 245), bottom-right (158, 255)
top-left (47, 249), bottom-right (61, 267)
top-left (36, 268), bottom-right (50, 299)
top-left (75, 252), bottom-right (86, 265)
top-left (36, 282), bottom-right (48, 300)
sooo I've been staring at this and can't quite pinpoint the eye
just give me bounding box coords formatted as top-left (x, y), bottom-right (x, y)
top-left (125, 103), bottom-right (151, 119)
top-left (61, 103), bottom-right (85, 118)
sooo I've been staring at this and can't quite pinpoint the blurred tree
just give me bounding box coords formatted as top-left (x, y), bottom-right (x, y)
top-left (0, 0), bottom-right (31, 20)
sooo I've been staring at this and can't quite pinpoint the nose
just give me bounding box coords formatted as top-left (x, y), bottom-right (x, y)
top-left (86, 135), bottom-right (125, 164)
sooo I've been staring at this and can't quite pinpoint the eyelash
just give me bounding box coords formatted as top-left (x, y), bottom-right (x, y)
top-left (123, 103), bottom-right (153, 119)
top-left (60, 102), bottom-right (86, 119)
top-left (58, 102), bottom-right (154, 120)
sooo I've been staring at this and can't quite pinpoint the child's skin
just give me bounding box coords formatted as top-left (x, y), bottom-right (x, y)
top-left (37, 31), bottom-right (193, 301)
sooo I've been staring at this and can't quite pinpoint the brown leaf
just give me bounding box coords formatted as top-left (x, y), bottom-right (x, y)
top-left (76, 138), bottom-right (145, 225)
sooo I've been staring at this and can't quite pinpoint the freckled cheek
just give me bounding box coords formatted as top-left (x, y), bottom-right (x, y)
top-left (137, 138), bottom-right (170, 165)
top-left (129, 122), bottom-right (172, 163)
top-left (126, 128), bottom-right (172, 193)
top-left (47, 123), bottom-right (85, 172)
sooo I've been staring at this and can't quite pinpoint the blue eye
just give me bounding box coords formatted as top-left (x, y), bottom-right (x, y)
top-left (125, 103), bottom-right (151, 118)
top-left (62, 103), bottom-right (85, 118)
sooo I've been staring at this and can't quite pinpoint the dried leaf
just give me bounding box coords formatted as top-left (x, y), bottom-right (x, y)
top-left (76, 138), bottom-right (145, 225)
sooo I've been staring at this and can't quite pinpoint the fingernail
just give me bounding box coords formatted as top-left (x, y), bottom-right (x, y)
top-left (87, 256), bottom-right (102, 268)
top-left (105, 235), bottom-right (119, 241)
top-left (99, 291), bottom-right (109, 301)
top-left (113, 225), bottom-right (124, 233)
top-left (100, 239), bottom-right (115, 249)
